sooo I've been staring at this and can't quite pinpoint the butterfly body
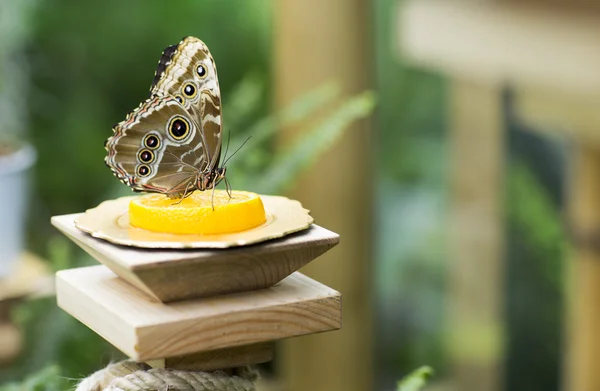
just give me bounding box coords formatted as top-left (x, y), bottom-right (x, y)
top-left (105, 37), bottom-right (225, 198)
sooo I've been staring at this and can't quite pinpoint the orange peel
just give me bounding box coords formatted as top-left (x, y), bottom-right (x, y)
top-left (129, 190), bottom-right (267, 235)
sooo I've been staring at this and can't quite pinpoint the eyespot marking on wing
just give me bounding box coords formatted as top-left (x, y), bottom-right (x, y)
top-left (143, 134), bottom-right (161, 150)
top-left (137, 164), bottom-right (151, 177)
top-left (138, 149), bottom-right (154, 163)
top-left (167, 115), bottom-right (191, 141)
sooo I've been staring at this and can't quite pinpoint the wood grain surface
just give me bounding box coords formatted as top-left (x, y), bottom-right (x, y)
top-left (52, 214), bottom-right (339, 302)
top-left (147, 343), bottom-right (274, 371)
top-left (56, 266), bottom-right (341, 361)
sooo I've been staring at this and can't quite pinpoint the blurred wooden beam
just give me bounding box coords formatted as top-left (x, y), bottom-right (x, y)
top-left (508, 84), bottom-right (600, 391)
top-left (567, 142), bottom-right (600, 391)
top-left (448, 79), bottom-right (505, 391)
top-left (273, 1), bottom-right (373, 391)
top-left (511, 89), bottom-right (600, 391)
top-left (515, 87), bottom-right (600, 144)
top-left (398, 0), bottom-right (600, 94)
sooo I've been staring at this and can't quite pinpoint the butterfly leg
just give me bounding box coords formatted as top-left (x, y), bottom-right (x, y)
top-left (210, 182), bottom-right (217, 211)
top-left (172, 182), bottom-right (195, 205)
top-left (224, 176), bottom-right (233, 203)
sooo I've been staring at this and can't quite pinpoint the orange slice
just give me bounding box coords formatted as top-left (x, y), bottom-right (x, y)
top-left (129, 190), bottom-right (267, 235)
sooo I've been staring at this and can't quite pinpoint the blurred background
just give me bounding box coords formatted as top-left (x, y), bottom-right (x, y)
top-left (3, 0), bottom-right (598, 390)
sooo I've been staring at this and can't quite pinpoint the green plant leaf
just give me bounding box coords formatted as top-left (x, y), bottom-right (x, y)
top-left (252, 90), bottom-right (376, 194)
top-left (222, 73), bottom-right (264, 132)
top-left (508, 160), bottom-right (566, 288)
top-left (0, 365), bottom-right (70, 391)
top-left (223, 82), bottom-right (343, 190)
top-left (397, 366), bottom-right (434, 391)
top-left (229, 82), bottom-right (341, 151)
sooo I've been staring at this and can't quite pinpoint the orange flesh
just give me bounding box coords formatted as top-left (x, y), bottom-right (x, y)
top-left (129, 190), bottom-right (267, 235)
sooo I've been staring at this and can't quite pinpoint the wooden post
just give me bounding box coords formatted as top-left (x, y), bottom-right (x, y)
top-left (566, 142), bottom-right (600, 391)
top-left (51, 212), bottom-right (342, 382)
top-left (448, 79), bottom-right (505, 391)
top-left (273, 1), bottom-right (373, 391)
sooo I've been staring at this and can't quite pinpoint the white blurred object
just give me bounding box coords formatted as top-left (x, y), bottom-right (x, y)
top-left (0, 144), bottom-right (36, 278)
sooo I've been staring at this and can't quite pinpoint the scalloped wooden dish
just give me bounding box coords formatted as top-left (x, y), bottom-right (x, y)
top-left (74, 195), bottom-right (314, 249)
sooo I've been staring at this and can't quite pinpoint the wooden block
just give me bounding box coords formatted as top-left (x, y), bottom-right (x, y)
top-left (0, 253), bottom-right (52, 366)
top-left (146, 342), bottom-right (274, 371)
top-left (399, 0), bottom-right (600, 94)
top-left (56, 265), bottom-right (341, 361)
top-left (0, 322), bottom-right (21, 365)
top-left (0, 252), bottom-right (53, 302)
top-left (51, 214), bottom-right (339, 302)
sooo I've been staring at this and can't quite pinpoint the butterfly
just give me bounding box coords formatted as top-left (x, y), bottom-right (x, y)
top-left (105, 36), bottom-right (229, 199)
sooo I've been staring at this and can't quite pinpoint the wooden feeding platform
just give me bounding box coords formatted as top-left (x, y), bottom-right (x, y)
top-left (51, 207), bottom-right (341, 372)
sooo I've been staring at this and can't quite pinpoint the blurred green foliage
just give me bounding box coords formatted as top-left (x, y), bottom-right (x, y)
top-left (505, 158), bottom-right (565, 391)
top-left (224, 80), bottom-right (376, 194)
top-left (0, 366), bottom-right (70, 391)
top-left (508, 160), bottom-right (565, 289)
top-left (397, 366), bottom-right (433, 391)
top-left (375, 1), bottom-right (566, 391)
top-left (374, 0), bottom-right (448, 387)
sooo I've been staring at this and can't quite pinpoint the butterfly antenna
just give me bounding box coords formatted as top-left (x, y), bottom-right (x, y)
top-left (222, 135), bottom-right (252, 166)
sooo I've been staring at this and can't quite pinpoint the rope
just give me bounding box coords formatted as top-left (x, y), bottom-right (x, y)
top-left (75, 361), bottom-right (258, 391)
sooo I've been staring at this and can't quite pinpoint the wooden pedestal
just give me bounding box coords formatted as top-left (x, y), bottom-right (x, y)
top-left (0, 252), bottom-right (52, 365)
top-left (52, 213), bottom-right (341, 371)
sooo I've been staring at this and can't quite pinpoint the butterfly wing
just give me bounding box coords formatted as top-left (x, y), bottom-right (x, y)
top-left (105, 95), bottom-right (209, 196)
top-left (150, 36), bottom-right (223, 170)
top-left (198, 90), bottom-right (222, 168)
